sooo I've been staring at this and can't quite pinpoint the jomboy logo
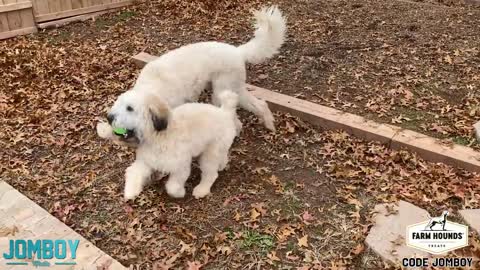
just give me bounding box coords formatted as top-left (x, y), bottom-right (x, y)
top-left (406, 211), bottom-right (468, 254)
top-left (2, 239), bottom-right (79, 267)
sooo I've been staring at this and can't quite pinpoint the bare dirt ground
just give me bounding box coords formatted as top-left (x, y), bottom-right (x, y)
top-left (1, 0), bottom-right (480, 269)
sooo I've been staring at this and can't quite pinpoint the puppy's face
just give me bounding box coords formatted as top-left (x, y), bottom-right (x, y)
top-left (107, 90), bottom-right (169, 143)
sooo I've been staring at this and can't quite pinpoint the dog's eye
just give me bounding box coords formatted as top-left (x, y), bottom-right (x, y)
top-left (126, 106), bottom-right (134, 112)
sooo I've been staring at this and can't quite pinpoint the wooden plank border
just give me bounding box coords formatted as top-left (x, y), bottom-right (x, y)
top-left (0, 2), bottom-right (32, 13)
top-left (131, 52), bottom-right (480, 172)
top-left (35, 0), bottom-right (132, 22)
top-left (37, 8), bottom-right (114, 29)
top-left (0, 26), bottom-right (36, 39)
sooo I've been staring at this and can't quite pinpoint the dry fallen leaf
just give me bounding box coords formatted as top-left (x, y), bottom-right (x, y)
top-left (302, 211), bottom-right (315, 223)
top-left (267, 251), bottom-right (281, 262)
top-left (0, 226), bottom-right (18, 237)
top-left (233, 211), bottom-right (241, 221)
top-left (186, 261), bottom-right (203, 270)
top-left (297, 235), bottom-right (309, 248)
top-left (250, 208), bottom-right (261, 221)
top-left (217, 246), bottom-right (232, 256)
top-left (351, 243), bottom-right (365, 255)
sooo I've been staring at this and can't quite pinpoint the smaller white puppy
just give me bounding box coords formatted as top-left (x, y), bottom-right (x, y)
top-left (97, 91), bottom-right (240, 200)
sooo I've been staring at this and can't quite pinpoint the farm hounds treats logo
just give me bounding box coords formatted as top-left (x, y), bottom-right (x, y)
top-left (2, 239), bottom-right (79, 267)
top-left (402, 210), bottom-right (473, 268)
top-left (406, 211), bottom-right (468, 254)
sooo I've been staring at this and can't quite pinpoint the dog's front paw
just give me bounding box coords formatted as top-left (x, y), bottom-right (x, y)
top-left (165, 181), bottom-right (186, 198)
top-left (97, 122), bottom-right (113, 139)
top-left (265, 120), bottom-right (276, 132)
top-left (192, 185), bottom-right (211, 199)
top-left (124, 179), bottom-right (143, 201)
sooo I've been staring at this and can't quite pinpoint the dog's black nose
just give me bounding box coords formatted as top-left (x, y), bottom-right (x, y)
top-left (107, 113), bottom-right (115, 124)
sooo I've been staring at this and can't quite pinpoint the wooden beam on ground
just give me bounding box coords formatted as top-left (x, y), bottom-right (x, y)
top-left (37, 9), bottom-right (113, 29)
top-left (131, 52), bottom-right (480, 172)
top-left (35, 0), bottom-right (132, 22)
top-left (0, 26), bottom-right (37, 40)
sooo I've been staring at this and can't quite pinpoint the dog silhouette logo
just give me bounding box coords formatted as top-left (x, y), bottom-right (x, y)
top-left (406, 210), bottom-right (468, 254)
top-left (424, 210), bottom-right (449, 231)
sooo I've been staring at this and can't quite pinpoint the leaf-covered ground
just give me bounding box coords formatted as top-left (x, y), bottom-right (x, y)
top-left (248, 0), bottom-right (480, 149)
top-left (1, 0), bottom-right (480, 269)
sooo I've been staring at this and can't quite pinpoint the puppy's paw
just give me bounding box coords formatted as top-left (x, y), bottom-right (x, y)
top-left (97, 122), bottom-right (114, 139)
top-left (235, 118), bottom-right (243, 136)
top-left (124, 179), bottom-right (143, 201)
top-left (192, 185), bottom-right (211, 199)
top-left (265, 120), bottom-right (276, 132)
top-left (165, 181), bottom-right (186, 198)
top-left (259, 101), bottom-right (276, 132)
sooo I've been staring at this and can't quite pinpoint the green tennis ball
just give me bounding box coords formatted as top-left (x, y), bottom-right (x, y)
top-left (113, 127), bottom-right (128, 135)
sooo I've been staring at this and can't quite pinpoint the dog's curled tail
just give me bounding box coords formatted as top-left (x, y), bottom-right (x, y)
top-left (219, 91), bottom-right (239, 112)
top-left (237, 5), bottom-right (286, 64)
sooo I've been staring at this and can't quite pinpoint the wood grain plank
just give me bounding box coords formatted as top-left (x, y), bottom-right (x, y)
top-left (91, 0), bottom-right (103, 7)
top-left (32, 0), bottom-right (50, 16)
top-left (60, 0), bottom-right (73, 11)
top-left (0, 25), bottom-right (36, 39)
top-left (0, 1), bottom-right (32, 13)
top-left (71, 0), bottom-right (83, 10)
top-left (4, 0), bottom-right (23, 30)
top-left (37, 8), bottom-right (112, 28)
top-left (79, 0), bottom-right (92, 9)
top-left (47, 0), bottom-right (61, 14)
top-left (0, 0), bottom-right (11, 32)
top-left (0, 13), bottom-right (9, 32)
top-left (18, 8), bottom-right (36, 29)
top-left (35, 0), bottom-right (131, 22)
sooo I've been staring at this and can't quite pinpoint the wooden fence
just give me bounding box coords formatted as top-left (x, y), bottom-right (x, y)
top-left (0, 0), bottom-right (133, 40)
top-left (0, 0), bottom-right (37, 39)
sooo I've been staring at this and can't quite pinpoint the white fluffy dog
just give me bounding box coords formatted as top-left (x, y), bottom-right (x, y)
top-left (97, 91), bottom-right (240, 200)
top-left (106, 6), bottom-right (286, 132)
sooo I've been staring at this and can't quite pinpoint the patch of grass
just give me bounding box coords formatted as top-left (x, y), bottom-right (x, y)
top-left (281, 195), bottom-right (303, 216)
top-left (47, 31), bottom-right (71, 44)
top-left (452, 136), bottom-right (470, 146)
top-left (91, 210), bottom-right (110, 222)
top-left (284, 181), bottom-right (295, 191)
top-left (95, 18), bottom-right (108, 29)
top-left (286, 241), bottom-right (296, 252)
top-left (117, 11), bottom-right (136, 21)
top-left (224, 227), bottom-right (235, 240)
top-left (95, 11), bottom-right (136, 29)
top-left (241, 230), bottom-right (275, 252)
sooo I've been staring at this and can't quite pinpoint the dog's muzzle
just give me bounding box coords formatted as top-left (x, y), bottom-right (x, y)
top-left (117, 129), bottom-right (140, 146)
top-left (116, 129), bottom-right (135, 139)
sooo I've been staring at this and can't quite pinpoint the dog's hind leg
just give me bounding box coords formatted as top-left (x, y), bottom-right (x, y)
top-left (214, 86), bottom-right (275, 131)
top-left (193, 145), bottom-right (226, 199)
top-left (212, 73), bottom-right (275, 131)
top-left (237, 88), bottom-right (275, 131)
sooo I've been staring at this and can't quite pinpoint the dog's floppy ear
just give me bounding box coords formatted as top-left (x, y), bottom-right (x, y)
top-left (151, 110), bottom-right (168, 131)
top-left (146, 94), bottom-right (170, 132)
